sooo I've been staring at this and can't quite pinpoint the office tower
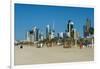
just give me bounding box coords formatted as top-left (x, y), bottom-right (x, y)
top-left (32, 26), bottom-right (40, 42)
top-left (83, 18), bottom-right (91, 38)
top-left (51, 31), bottom-right (54, 39)
top-left (57, 32), bottom-right (61, 45)
top-left (29, 30), bottom-right (34, 42)
top-left (26, 31), bottom-right (30, 41)
top-left (83, 25), bottom-right (86, 37)
top-left (57, 33), bottom-right (60, 39)
top-left (51, 23), bottom-right (55, 39)
top-left (32, 26), bottom-right (36, 41)
top-left (63, 32), bottom-right (67, 38)
top-left (85, 18), bottom-right (91, 37)
top-left (74, 29), bottom-right (78, 40)
top-left (67, 20), bottom-right (74, 38)
top-left (46, 24), bottom-right (50, 39)
top-left (35, 28), bottom-right (39, 41)
top-left (59, 32), bottom-right (63, 38)
top-left (39, 32), bottom-right (44, 41)
top-left (46, 25), bottom-right (49, 39)
top-left (73, 29), bottom-right (77, 47)
top-left (86, 19), bottom-right (91, 33)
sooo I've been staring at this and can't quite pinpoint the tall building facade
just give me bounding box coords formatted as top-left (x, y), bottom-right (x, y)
top-left (26, 31), bottom-right (30, 41)
top-left (35, 28), bottom-right (39, 41)
top-left (39, 32), bottom-right (44, 41)
top-left (29, 30), bottom-right (34, 42)
top-left (67, 20), bottom-right (74, 38)
top-left (46, 25), bottom-right (49, 39)
top-left (26, 26), bottom-right (40, 42)
top-left (83, 18), bottom-right (91, 38)
top-left (46, 24), bottom-right (51, 39)
top-left (33, 26), bottom-right (39, 42)
top-left (51, 23), bottom-right (55, 39)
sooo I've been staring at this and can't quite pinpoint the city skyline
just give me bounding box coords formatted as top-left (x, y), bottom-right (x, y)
top-left (15, 3), bottom-right (94, 40)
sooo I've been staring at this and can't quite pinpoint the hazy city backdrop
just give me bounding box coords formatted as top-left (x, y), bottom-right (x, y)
top-left (15, 4), bottom-right (94, 40)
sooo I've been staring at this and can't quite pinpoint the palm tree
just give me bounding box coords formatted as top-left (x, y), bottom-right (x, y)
top-left (89, 27), bottom-right (94, 35)
top-left (63, 37), bottom-right (71, 48)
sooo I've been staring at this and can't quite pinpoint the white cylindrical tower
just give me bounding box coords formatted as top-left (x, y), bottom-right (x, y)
top-left (26, 31), bottom-right (30, 41)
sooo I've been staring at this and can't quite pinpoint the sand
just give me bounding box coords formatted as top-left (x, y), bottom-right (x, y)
top-left (14, 45), bottom-right (94, 65)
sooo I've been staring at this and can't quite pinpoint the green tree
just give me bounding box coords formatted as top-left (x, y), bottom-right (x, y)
top-left (89, 27), bottom-right (94, 35)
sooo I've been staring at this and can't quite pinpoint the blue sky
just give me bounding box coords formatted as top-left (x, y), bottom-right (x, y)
top-left (15, 3), bottom-right (94, 40)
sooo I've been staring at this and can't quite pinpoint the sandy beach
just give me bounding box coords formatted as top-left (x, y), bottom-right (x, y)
top-left (14, 45), bottom-right (94, 65)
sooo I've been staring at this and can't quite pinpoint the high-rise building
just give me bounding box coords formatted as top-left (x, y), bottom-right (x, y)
top-left (46, 24), bottom-right (51, 39)
top-left (83, 25), bottom-right (86, 37)
top-left (59, 32), bottom-right (64, 38)
top-left (29, 30), bottom-right (34, 42)
top-left (57, 33), bottom-right (60, 39)
top-left (51, 31), bottom-right (55, 39)
top-left (73, 29), bottom-right (79, 47)
top-left (86, 19), bottom-right (91, 33)
top-left (26, 31), bottom-right (30, 41)
top-left (39, 32), bottom-right (44, 41)
top-left (32, 26), bottom-right (40, 42)
top-left (67, 20), bottom-right (74, 38)
top-left (51, 23), bottom-right (55, 39)
top-left (32, 26), bottom-right (36, 41)
top-left (83, 18), bottom-right (91, 38)
top-left (74, 29), bottom-right (79, 40)
top-left (35, 28), bottom-right (39, 41)
top-left (63, 32), bottom-right (67, 39)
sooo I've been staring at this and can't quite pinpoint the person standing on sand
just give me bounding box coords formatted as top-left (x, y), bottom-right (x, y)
top-left (20, 45), bottom-right (23, 49)
top-left (80, 42), bottom-right (83, 49)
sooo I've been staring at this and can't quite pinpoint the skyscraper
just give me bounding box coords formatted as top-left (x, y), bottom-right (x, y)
top-left (35, 28), bottom-right (39, 41)
top-left (29, 30), bottom-right (34, 42)
top-left (26, 31), bottom-right (30, 41)
top-left (86, 19), bottom-right (91, 33)
top-left (57, 33), bottom-right (60, 39)
top-left (39, 32), bottom-right (44, 41)
top-left (31, 26), bottom-right (35, 42)
top-left (46, 24), bottom-right (50, 39)
top-left (32, 26), bottom-right (40, 42)
top-left (60, 32), bottom-right (64, 38)
top-left (83, 18), bottom-right (91, 38)
top-left (67, 20), bottom-right (74, 38)
top-left (51, 23), bottom-right (55, 39)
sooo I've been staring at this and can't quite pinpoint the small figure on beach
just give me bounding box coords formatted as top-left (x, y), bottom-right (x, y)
top-left (20, 45), bottom-right (23, 49)
top-left (37, 43), bottom-right (43, 48)
top-left (80, 42), bottom-right (83, 49)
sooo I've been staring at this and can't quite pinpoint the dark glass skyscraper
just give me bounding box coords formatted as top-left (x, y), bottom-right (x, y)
top-left (67, 20), bottom-right (74, 38)
top-left (83, 18), bottom-right (91, 38)
top-left (36, 28), bottom-right (39, 41)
